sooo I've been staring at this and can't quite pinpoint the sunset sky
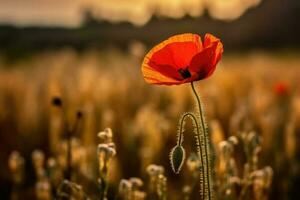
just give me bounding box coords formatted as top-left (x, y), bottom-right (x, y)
top-left (0, 0), bottom-right (262, 27)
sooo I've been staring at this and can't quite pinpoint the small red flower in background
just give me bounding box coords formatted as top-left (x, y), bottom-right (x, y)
top-left (141, 33), bottom-right (223, 85)
top-left (273, 81), bottom-right (290, 96)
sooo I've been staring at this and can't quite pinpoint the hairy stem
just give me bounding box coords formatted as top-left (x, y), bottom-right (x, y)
top-left (99, 176), bottom-right (108, 200)
top-left (178, 112), bottom-right (205, 200)
top-left (60, 107), bottom-right (72, 181)
top-left (191, 81), bottom-right (214, 200)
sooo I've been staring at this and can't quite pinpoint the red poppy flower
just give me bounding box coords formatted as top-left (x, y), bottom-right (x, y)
top-left (141, 33), bottom-right (223, 85)
top-left (273, 81), bottom-right (289, 96)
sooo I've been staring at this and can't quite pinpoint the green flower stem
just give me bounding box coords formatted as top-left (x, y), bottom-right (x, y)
top-left (60, 108), bottom-right (72, 181)
top-left (178, 112), bottom-right (205, 200)
top-left (191, 81), bottom-right (214, 200)
top-left (99, 175), bottom-right (108, 200)
top-left (65, 114), bottom-right (80, 181)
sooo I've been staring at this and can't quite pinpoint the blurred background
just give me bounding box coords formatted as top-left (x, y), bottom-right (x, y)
top-left (0, 0), bottom-right (300, 199)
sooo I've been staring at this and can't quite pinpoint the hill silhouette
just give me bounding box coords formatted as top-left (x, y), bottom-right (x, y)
top-left (0, 0), bottom-right (299, 58)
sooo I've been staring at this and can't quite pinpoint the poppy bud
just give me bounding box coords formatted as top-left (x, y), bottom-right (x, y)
top-left (51, 97), bottom-right (62, 107)
top-left (170, 145), bottom-right (186, 174)
top-left (76, 110), bottom-right (83, 118)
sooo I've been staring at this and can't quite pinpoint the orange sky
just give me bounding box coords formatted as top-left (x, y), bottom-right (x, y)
top-left (0, 0), bottom-right (262, 27)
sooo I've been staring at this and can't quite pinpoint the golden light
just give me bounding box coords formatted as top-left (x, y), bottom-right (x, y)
top-left (0, 0), bottom-right (263, 27)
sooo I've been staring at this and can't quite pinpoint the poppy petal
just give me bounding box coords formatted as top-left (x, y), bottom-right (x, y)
top-left (189, 44), bottom-right (218, 80)
top-left (142, 63), bottom-right (182, 85)
top-left (147, 62), bottom-right (183, 80)
top-left (204, 34), bottom-right (223, 66)
top-left (151, 41), bottom-right (201, 70)
top-left (142, 33), bottom-right (202, 84)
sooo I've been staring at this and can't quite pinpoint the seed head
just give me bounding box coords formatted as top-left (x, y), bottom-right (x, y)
top-left (186, 153), bottom-right (201, 172)
top-left (146, 164), bottom-right (164, 177)
top-left (129, 177), bottom-right (143, 188)
top-left (98, 128), bottom-right (113, 142)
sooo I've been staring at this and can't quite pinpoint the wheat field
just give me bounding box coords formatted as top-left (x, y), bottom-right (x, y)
top-left (1, 48), bottom-right (300, 200)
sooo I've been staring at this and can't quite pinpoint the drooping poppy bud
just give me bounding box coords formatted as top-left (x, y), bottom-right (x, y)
top-left (170, 145), bottom-right (186, 174)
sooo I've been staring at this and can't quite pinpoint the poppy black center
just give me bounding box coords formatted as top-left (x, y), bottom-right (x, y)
top-left (178, 68), bottom-right (191, 79)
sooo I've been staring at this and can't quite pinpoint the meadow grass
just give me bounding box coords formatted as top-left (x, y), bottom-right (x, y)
top-left (2, 49), bottom-right (300, 199)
